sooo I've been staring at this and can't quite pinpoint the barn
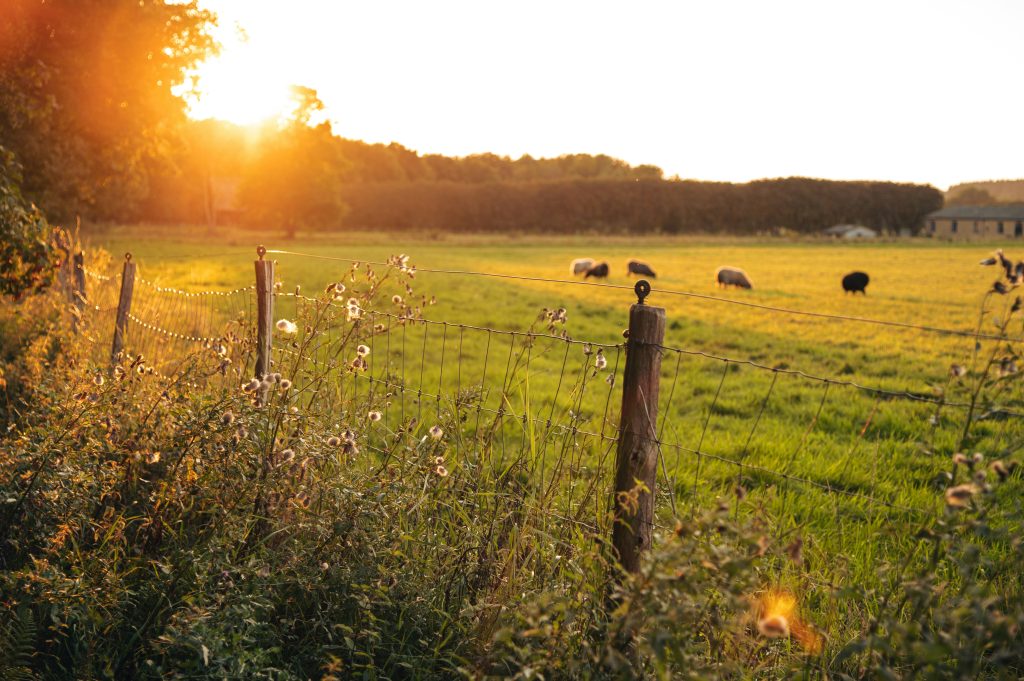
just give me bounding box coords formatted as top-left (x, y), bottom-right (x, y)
top-left (926, 204), bottom-right (1024, 240)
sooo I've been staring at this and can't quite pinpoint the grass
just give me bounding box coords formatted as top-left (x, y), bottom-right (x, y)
top-left (57, 225), bottom-right (1024, 673)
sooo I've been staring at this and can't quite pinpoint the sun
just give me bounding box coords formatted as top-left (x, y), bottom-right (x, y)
top-left (180, 28), bottom-right (294, 125)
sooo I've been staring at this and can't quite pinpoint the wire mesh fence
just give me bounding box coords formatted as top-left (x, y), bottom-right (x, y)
top-left (67, 245), bottom-right (1024, 565)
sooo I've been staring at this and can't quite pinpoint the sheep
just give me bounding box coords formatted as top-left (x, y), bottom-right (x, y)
top-left (584, 262), bottom-right (610, 279)
top-left (842, 271), bottom-right (870, 294)
top-left (626, 259), bottom-right (656, 278)
top-left (715, 266), bottom-right (752, 289)
top-left (570, 257), bottom-right (595, 276)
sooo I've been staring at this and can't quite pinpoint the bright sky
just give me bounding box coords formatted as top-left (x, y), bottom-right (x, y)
top-left (185, 0), bottom-right (1024, 189)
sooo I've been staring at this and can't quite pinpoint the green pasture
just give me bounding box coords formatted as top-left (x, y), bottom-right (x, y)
top-left (82, 227), bottom-right (1024, 614)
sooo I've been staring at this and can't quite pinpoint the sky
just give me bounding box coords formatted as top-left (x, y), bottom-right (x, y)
top-left (184, 0), bottom-right (1024, 190)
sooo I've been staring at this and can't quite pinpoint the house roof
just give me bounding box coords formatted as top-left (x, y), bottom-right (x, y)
top-left (928, 204), bottom-right (1024, 220)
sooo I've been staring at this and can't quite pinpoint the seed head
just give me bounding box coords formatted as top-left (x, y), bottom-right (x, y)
top-left (146, 451), bottom-right (161, 464)
top-left (93, 374), bottom-right (105, 386)
top-left (357, 344), bottom-right (370, 357)
top-left (327, 436), bottom-right (341, 447)
top-left (279, 379), bottom-right (292, 390)
top-left (595, 351), bottom-right (607, 370)
top-left (991, 460), bottom-right (1011, 481)
top-left (429, 425), bottom-right (444, 440)
top-left (221, 410), bottom-right (235, 426)
top-left (392, 294), bottom-right (403, 305)
top-left (434, 455), bottom-right (445, 465)
top-left (950, 364), bottom-right (967, 378)
top-left (276, 319), bottom-right (298, 335)
top-left (368, 410), bottom-right (382, 422)
top-left (945, 483), bottom-right (978, 508)
top-left (952, 452), bottom-right (969, 466)
top-left (435, 465), bottom-right (449, 477)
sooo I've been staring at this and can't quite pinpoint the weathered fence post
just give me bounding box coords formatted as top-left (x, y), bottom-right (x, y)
top-left (612, 280), bottom-right (666, 574)
top-left (110, 253), bottom-right (136, 367)
top-left (254, 245), bottom-right (274, 380)
top-left (71, 251), bottom-right (86, 333)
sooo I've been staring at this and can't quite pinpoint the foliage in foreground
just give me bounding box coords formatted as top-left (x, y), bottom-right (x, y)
top-left (0, 255), bottom-right (1023, 679)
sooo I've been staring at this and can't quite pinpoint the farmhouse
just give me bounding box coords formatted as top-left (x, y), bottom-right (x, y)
top-left (926, 204), bottom-right (1024, 239)
top-left (823, 224), bottom-right (878, 239)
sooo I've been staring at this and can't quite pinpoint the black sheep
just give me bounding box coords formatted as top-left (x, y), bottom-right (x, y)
top-left (626, 259), bottom-right (656, 278)
top-left (584, 262), bottom-right (609, 279)
top-left (842, 271), bottom-right (870, 294)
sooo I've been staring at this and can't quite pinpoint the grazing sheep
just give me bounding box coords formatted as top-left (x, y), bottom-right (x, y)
top-left (715, 266), bottom-right (752, 289)
top-left (570, 257), bottom-right (595, 276)
top-left (584, 262), bottom-right (610, 279)
top-left (626, 259), bottom-right (656, 278)
top-left (842, 271), bottom-right (870, 294)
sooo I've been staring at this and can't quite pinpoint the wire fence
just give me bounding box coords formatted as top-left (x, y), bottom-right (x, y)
top-left (67, 246), bottom-right (1024, 559)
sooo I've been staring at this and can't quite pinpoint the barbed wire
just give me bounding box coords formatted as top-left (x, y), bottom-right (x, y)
top-left (265, 248), bottom-right (1024, 343)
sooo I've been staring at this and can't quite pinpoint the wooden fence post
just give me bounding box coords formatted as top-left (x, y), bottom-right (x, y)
top-left (71, 251), bottom-right (86, 333)
top-left (612, 280), bottom-right (666, 575)
top-left (254, 245), bottom-right (274, 380)
top-left (110, 253), bottom-right (136, 367)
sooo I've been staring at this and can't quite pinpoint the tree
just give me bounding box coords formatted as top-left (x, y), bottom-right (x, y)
top-left (0, 146), bottom-right (54, 298)
top-left (946, 187), bottom-right (997, 206)
top-left (0, 0), bottom-right (217, 222)
top-left (238, 88), bottom-right (349, 237)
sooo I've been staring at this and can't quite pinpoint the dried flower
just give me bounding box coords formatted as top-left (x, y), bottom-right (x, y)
top-left (429, 425), bottom-right (444, 440)
top-left (582, 343), bottom-right (592, 356)
top-left (327, 436), bottom-right (341, 447)
top-left (595, 351), bottom-right (607, 370)
top-left (221, 410), bottom-right (235, 426)
top-left (972, 452), bottom-right (984, 465)
top-left (357, 344), bottom-right (370, 357)
top-left (368, 410), bottom-right (382, 422)
top-left (93, 374), bottom-right (105, 386)
top-left (945, 483), bottom-right (978, 508)
top-left (276, 319), bottom-right (298, 334)
top-left (435, 465), bottom-right (449, 477)
top-left (434, 456), bottom-right (445, 465)
top-left (277, 449), bottom-right (295, 465)
top-left (392, 294), bottom-right (403, 305)
top-left (991, 460), bottom-right (1011, 481)
top-left (279, 379), bottom-right (292, 390)
top-left (952, 452), bottom-right (969, 466)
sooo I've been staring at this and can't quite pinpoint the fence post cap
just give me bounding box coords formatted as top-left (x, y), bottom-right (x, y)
top-left (124, 252), bottom-right (132, 262)
top-left (634, 279), bottom-right (651, 305)
top-left (257, 245), bottom-right (267, 260)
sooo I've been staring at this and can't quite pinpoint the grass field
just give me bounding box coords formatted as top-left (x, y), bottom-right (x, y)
top-left (79, 226), bottom-right (1024, 649)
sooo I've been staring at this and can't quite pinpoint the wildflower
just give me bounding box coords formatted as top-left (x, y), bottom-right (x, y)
top-left (429, 425), bottom-right (443, 440)
top-left (270, 373), bottom-right (282, 383)
top-left (756, 590), bottom-right (796, 639)
top-left (320, 562), bottom-right (329, 571)
top-left (373, 323), bottom-right (386, 332)
top-left (991, 460), bottom-right (1012, 481)
top-left (952, 452), bottom-right (969, 466)
top-left (350, 357), bottom-right (367, 371)
top-left (582, 343), bottom-right (593, 356)
top-left (785, 537), bottom-right (803, 564)
top-left (327, 436), bottom-right (342, 447)
top-left (757, 614), bottom-right (790, 639)
top-left (146, 451), bottom-right (161, 464)
top-left (434, 456), bottom-right (445, 465)
top-left (114, 365), bottom-right (126, 381)
top-left (972, 452), bottom-right (984, 465)
top-left (435, 465), bottom-right (449, 477)
top-left (280, 379), bottom-right (292, 390)
top-left (347, 297), bottom-right (359, 307)
top-left (950, 364), bottom-right (967, 378)
top-left (93, 374), bottom-right (105, 386)
top-left (221, 410), bottom-right (235, 426)
top-left (342, 429), bottom-right (356, 442)
top-left (276, 319), bottom-right (298, 334)
top-left (368, 410), bottom-right (382, 422)
top-left (392, 294), bottom-right (403, 305)
top-left (342, 441), bottom-right (359, 456)
top-left (346, 305), bottom-right (361, 321)
top-left (945, 483), bottom-right (977, 508)
top-left (595, 350), bottom-right (607, 370)
top-left (357, 344), bottom-right (370, 357)
top-left (278, 449), bottom-right (295, 465)
top-left (605, 374), bottom-right (615, 386)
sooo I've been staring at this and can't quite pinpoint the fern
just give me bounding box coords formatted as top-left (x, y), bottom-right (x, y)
top-left (0, 606), bottom-right (38, 681)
